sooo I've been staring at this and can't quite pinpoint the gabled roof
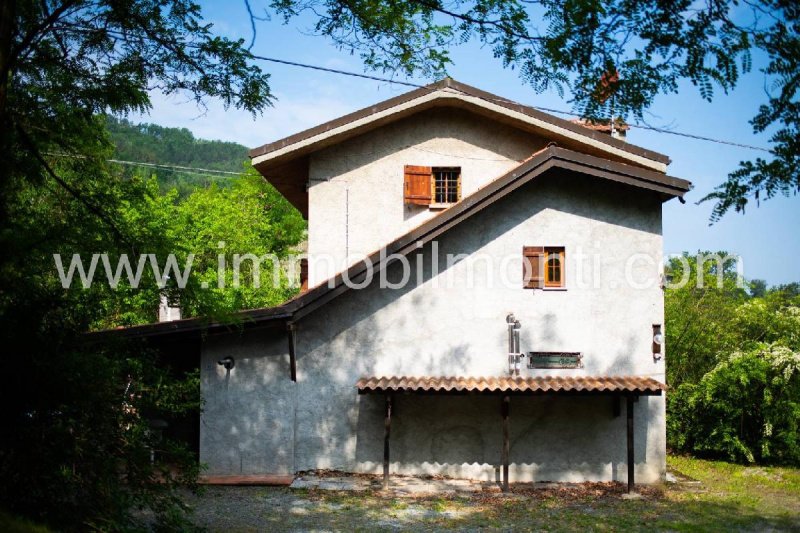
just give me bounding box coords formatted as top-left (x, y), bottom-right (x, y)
top-left (250, 78), bottom-right (670, 172)
top-left (98, 145), bottom-right (690, 340)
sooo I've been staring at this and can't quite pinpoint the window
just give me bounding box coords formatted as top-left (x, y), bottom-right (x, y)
top-left (404, 165), bottom-right (461, 207)
top-left (523, 246), bottom-right (565, 289)
top-left (544, 248), bottom-right (564, 287)
top-left (433, 167), bottom-right (460, 204)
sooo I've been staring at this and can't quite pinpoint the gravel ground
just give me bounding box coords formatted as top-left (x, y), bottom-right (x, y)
top-left (184, 458), bottom-right (800, 532)
top-left (185, 486), bottom-right (489, 532)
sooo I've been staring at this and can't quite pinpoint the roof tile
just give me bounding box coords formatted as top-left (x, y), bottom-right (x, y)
top-left (356, 375), bottom-right (665, 395)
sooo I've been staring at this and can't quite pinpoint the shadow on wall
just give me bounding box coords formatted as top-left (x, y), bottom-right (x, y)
top-left (294, 172), bottom-right (661, 475)
top-left (353, 393), bottom-right (651, 482)
top-left (201, 328), bottom-right (297, 475)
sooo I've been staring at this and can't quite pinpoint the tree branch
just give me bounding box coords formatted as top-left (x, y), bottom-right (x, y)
top-left (16, 124), bottom-right (129, 246)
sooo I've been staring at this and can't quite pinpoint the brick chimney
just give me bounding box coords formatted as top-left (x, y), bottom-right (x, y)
top-left (572, 118), bottom-right (629, 141)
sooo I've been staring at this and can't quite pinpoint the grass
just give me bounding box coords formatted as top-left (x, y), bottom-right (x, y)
top-left (190, 456), bottom-right (800, 531)
top-left (0, 511), bottom-right (51, 533)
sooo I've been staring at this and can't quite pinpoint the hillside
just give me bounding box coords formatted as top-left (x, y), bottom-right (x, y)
top-left (106, 116), bottom-right (249, 194)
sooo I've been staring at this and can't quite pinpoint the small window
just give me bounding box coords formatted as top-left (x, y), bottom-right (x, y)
top-left (432, 167), bottom-right (460, 204)
top-left (403, 165), bottom-right (461, 207)
top-left (523, 246), bottom-right (565, 289)
top-left (544, 248), bottom-right (565, 288)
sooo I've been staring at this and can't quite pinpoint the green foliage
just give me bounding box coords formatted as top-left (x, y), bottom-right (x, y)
top-left (106, 116), bottom-right (249, 196)
top-left (174, 170), bottom-right (306, 318)
top-left (666, 251), bottom-right (800, 465)
top-left (664, 252), bottom-right (748, 387)
top-left (270, 0), bottom-right (798, 220)
top-left (701, 2), bottom-right (800, 220)
top-left (0, 2), bottom-right (276, 530)
top-left (0, 511), bottom-right (52, 533)
top-left (92, 168), bottom-right (305, 330)
top-left (0, 157), bottom-right (206, 529)
top-left (0, 135), bottom-right (304, 529)
top-left (668, 344), bottom-right (800, 465)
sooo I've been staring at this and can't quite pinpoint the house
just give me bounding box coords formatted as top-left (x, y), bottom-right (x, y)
top-left (118, 79), bottom-right (691, 491)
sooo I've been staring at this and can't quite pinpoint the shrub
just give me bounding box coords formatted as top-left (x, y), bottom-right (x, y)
top-left (668, 344), bottom-right (800, 465)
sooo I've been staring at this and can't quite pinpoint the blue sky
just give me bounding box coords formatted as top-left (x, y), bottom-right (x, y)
top-left (136, 2), bottom-right (799, 285)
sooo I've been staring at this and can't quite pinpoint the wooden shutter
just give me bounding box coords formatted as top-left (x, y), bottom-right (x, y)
top-left (523, 246), bottom-right (544, 289)
top-left (404, 165), bottom-right (432, 205)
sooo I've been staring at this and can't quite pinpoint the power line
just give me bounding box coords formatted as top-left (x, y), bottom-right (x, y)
top-left (107, 158), bottom-right (242, 177)
top-left (51, 23), bottom-right (771, 153)
top-left (48, 152), bottom-right (244, 179)
top-left (252, 55), bottom-right (771, 154)
top-left (251, 55), bottom-right (422, 88)
top-left (527, 105), bottom-right (770, 153)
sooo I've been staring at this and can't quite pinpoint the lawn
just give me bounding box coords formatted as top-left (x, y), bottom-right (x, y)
top-left (188, 455), bottom-right (800, 532)
top-left (6, 455), bottom-right (799, 531)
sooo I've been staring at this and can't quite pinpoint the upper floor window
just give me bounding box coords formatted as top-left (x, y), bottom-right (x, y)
top-left (545, 248), bottom-right (564, 288)
top-left (523, 246), bottom-right (565, 289)
top-left (404, 165), bottom-right (461, 207)
top-left (433, 167), bottom-right (460, 204)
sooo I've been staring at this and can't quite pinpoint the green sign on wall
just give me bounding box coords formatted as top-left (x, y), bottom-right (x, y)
top-left (527, 352), bottom-right (583, 369)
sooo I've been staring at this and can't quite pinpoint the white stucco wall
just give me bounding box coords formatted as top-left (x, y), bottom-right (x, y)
top-left (200, 172), bottom-right (668, 483)
top-left (307, 107), bottom-right (547, 286)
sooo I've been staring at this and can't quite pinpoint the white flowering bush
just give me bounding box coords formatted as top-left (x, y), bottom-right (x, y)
top-left (668, 344), bottom-right (800, 465)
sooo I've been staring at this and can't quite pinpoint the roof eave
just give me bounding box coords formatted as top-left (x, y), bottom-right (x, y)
top-left (249, 79), bottom-right (670, 171)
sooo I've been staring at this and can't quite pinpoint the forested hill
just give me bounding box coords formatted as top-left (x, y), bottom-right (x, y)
top-left (106, 116), bottom-right (249, 194)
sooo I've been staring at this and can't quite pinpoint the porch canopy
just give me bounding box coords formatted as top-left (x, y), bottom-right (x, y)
top-left (356, 375), bottom-right (666, 493)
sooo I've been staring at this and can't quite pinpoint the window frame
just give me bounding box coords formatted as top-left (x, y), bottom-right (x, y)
top-left (430, 166), bottom-right (461, 206)
top-left (544, 247), bottom-right (565, 288)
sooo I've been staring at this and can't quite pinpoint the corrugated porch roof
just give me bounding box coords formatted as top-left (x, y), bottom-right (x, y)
top-left (356, 376), bottom-right (666, 395)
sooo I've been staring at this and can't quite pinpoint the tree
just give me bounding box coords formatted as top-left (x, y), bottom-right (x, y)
top-left (94, 169), bottom-right (306, 330)
top-left (0, 0), bottom-right (273, 252)
top-left (267, 0), bottom-right (798, 220)
top-left (106, 117), bottom-right (250, 196)
top-left (750, 278), bottom-right (768, 298)
top-left (0, 2), bottom-right (276, 528)
top-left (668, 343), bottom-right (800, 465)
top-left (664, 252), bottom-right (800, 465)
top-left (664, 252), bottom-right (748, 387)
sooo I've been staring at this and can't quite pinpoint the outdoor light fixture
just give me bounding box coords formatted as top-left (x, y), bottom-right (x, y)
top-left (652, 325), bottom-right (663, 360)
top-left (217, 356), bottom-right (235, 370)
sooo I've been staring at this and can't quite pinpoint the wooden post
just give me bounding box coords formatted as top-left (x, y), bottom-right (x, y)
top-left (383, 394), bottom-right (393, 490)
top-left (626, 395), bottom-right (634, 493)
top-left (502, 395), bottom-right (510, 492)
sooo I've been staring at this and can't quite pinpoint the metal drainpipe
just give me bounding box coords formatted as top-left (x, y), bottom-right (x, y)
top-left (513, 321), bottom-right (522, 376)
top-left (506, 314), bottom-right (515, 375)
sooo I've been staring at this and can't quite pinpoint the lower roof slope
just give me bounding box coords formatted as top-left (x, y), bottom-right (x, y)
top-left (356, 376), bottom-right (666, 395)
top-left (98, 145), bottom-right (691, 340)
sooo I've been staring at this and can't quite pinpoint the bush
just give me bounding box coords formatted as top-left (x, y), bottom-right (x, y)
top-left (0, 336), bottom-right (203, 531)
top-left (668, 344), bottom-right (800, 465)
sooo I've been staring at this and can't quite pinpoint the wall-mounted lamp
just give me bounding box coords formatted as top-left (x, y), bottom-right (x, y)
top-left (652, 325), bottom-right (664, 360)
top-left (217, 356), bottom-right (235, 370)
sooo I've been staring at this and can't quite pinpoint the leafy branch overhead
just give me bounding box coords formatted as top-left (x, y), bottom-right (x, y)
top-left (269, 0), bottom-right (798, 220)
top-left (0, 0), bottom-right (274, 244)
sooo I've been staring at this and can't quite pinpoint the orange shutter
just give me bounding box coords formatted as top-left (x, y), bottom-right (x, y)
top-left (404, 165), bottom-right (432, 205)
top-left (523, 246), bottom-right (544, 289)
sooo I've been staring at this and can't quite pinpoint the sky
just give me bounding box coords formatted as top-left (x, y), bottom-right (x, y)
top-left (134, 2), bottom-right (799, 286)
